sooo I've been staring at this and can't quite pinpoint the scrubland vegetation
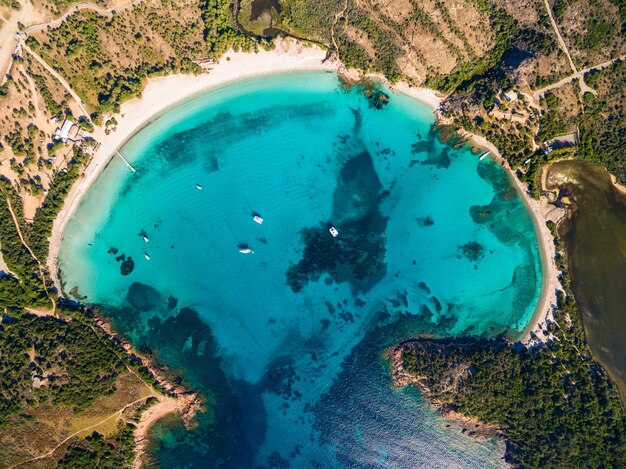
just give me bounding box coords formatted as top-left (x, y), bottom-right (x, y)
top-left (28, 0), bottom-right (259, 116)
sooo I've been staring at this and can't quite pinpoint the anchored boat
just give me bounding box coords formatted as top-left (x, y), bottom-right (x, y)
top-left (238, 243), bottom-right (254, 254)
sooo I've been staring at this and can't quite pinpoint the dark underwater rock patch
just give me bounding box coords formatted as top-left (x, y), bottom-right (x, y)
top-left (126, 282), bottom-right (162, 311)
top-left (416, 216), bottom-right (435, 226)
top-left (204, 154), bottom-right (220, 173)
top-left (120, 256), bottom-right (134, 275)
top-left (286, 225), bottom-right (387, 293)
top-left (260, 355), bottom-right (301, 401)
top-left (362, 86), bottom-right (389, 109)
top-left (460, 242), bottom-right (485, 262)
top-left (422, 148), bottom-right (452, 168)
top-left (167, 295), bottom-right (178, 311)
top-left (286, 149), bottom-right (388, 293)
top-left (107, 246), bottom-right (134, 275)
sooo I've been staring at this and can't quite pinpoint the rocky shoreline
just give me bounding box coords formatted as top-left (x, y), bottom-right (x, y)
top-left (388, 341), bottom-right (503, 442)
top-left (88, 311), bottom-right (203, 467)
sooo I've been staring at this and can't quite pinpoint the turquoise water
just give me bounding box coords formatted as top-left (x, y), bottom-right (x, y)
top-left (58, 71), bottom-right (542, 468)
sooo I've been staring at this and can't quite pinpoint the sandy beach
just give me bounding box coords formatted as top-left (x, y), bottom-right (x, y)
top-left (46, 38), bottom-right (443, 288)
top-left (132, 395), bottom-right (179, 469)
top-left (44, 35), bottom-right (559, 340)
top-left (455, 128), bottom-right (562, 345)
top-left (394, 81), bottom-right (443, 109)
top-left (46, 38), bottom-right (335, 283)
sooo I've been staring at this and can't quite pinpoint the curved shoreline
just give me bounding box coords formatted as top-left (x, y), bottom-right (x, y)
top-left (45, 38), bottom-right (557, 462)
top-left (453, 128), bottom-right (561, 344)
top-left (47, 40), bottom-right (554, 338)
top-left (46, 38), bottom-right (442, 289)
top-left (45, 39), bottom-right (337, 287)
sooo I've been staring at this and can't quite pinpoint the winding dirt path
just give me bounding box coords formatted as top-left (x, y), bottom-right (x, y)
top-left (23, 0), bottom-right (144, 35)
top-left (542, 0), bottom-right (577, 74)
top-left (539, 0), bottom-right (606, 98)
top-left (19, 64), bottom-right (44, 123)
top-left (1, 0), bottom-right (141, 89)
top-left (21, 43), bottom-right (90, 117)
top-left (8, 396), bottom-right (153, 469)
top-left (0, 0), bottom-right (45, 86)
top-left (532, 54), bottom-right (626, 99)
top-left (5, 196), bottom-right (38, 264)
top-left (4, 194), bottom-right (56, 312)
top-left (330, 0), bottom-right (349, 59)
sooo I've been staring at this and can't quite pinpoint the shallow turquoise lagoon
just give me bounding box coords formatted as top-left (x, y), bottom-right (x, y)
top-left (59, 71), bottom-right (542, 468)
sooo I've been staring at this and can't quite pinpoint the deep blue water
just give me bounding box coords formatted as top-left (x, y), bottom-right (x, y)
top-left (58, 72), bottom-right (542, 468)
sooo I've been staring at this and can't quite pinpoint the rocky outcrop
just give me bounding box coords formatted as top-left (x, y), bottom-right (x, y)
top-left (388, 340), bottom-right (502, 441)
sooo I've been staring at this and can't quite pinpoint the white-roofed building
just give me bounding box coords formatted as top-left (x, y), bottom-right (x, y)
top-left (54, 119), bottom-right (79, 142)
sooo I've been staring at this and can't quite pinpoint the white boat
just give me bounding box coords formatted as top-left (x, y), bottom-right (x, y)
top-left (196, 184), bottom-right (203, 190)
top-left (144, 253), bottom-right (151, 260)
top-left (143, 236), bottom-right (149, 243)
top-left (479, 151), bottom-right (490, 161)
top-left (329, 226), bottom-right (339, 237)
top-left (238, 243), bottom-right (254, 254)
top-left (253, 215), bottom-right (264, 224)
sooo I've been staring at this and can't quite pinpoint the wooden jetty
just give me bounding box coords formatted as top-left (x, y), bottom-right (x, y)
top-left (115, 150), bottom-right (136, 172)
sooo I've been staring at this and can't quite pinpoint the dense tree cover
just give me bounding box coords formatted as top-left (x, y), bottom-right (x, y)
top-left (202, 0), bottom-right (258, 55)
top-left (574, 17), bottom-right (615, 52)
top-left (58, 424), bottom-right (135, 469)
top-left (580, 60), bottom-right (626, 184)
top-left (535, 92), bottom-right (568, 144)
top-left (278, 0), bottom-right (339, 41)
top-left (3, 123), bottom-right (37, 158)
top-left (0, 178), bottom-right (50, 307)
top-left (27, 147), bottom-right (89, 261)
top-left (402, 335), bottom-right (626, 467)
top-left (0, 312), bottom-right (124, 422)
top-left (400, 226), bottom-right (626, 468)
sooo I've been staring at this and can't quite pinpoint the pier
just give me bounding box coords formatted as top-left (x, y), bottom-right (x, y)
top-left (115, 150), bottom-right (136, 172)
